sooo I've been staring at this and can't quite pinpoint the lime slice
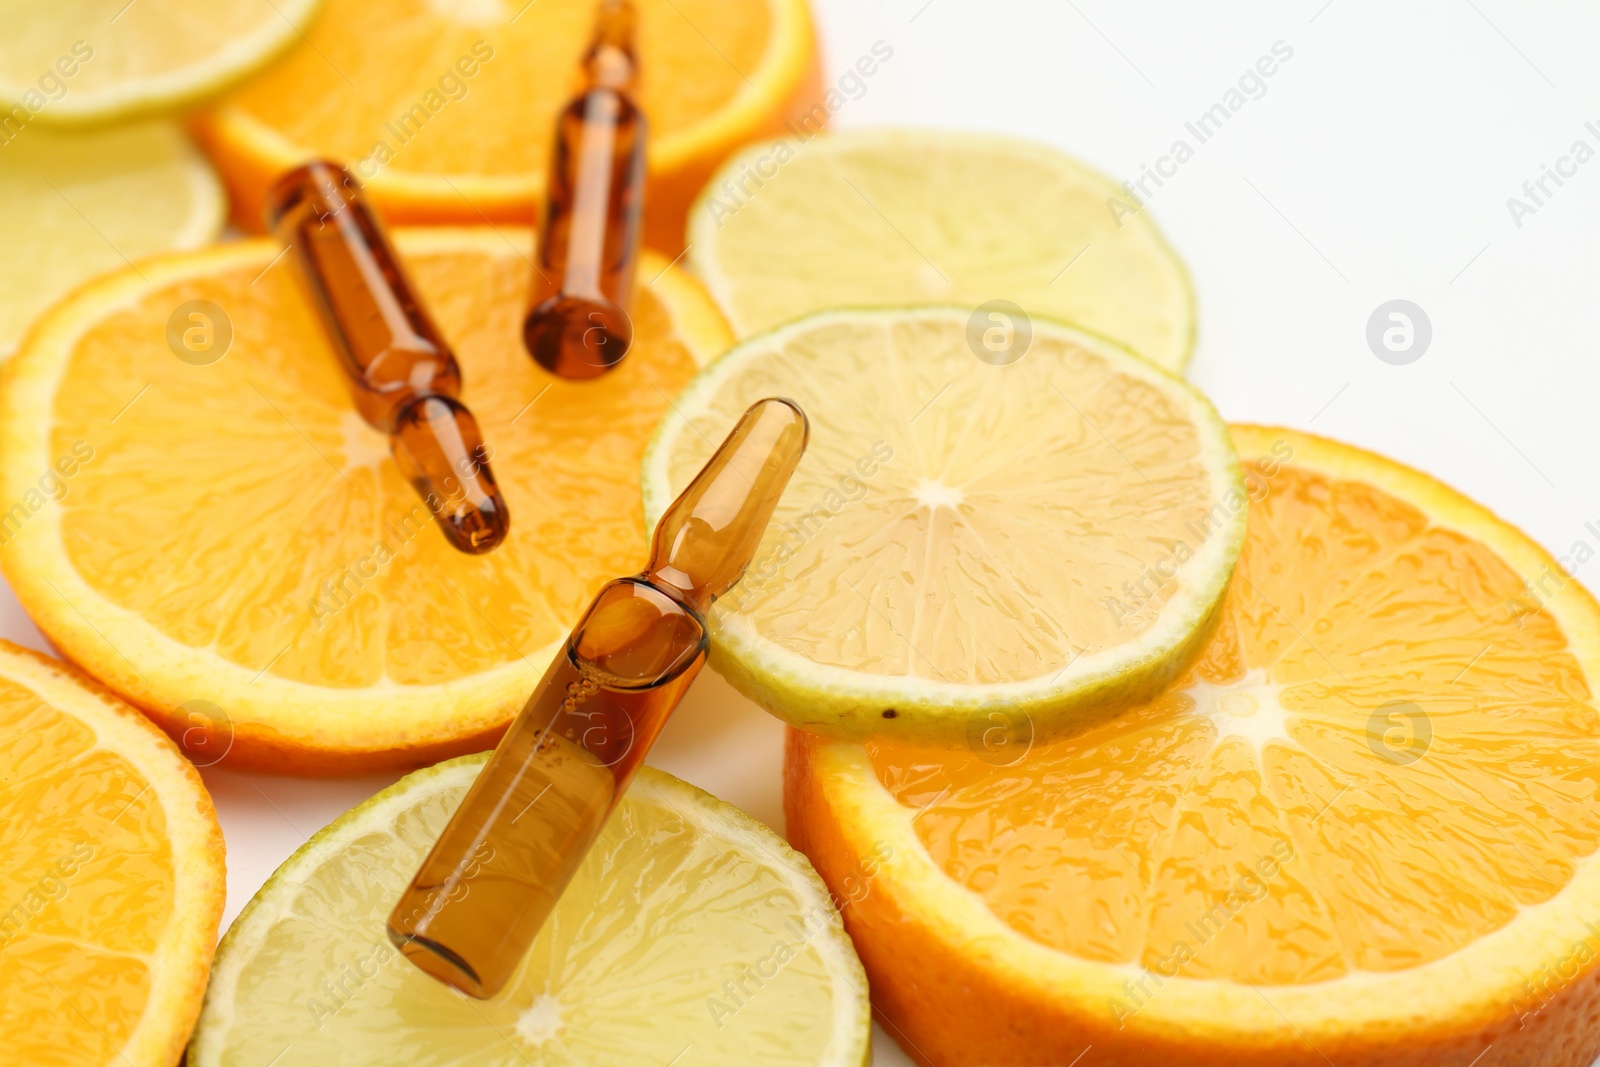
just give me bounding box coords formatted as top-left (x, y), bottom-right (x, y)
top-left (688, 128), bottom-right (1196, 372)
top-left (189, 757), bottom-right (871, 1066)
top-left (641, 307), bottom-right (1244, 744)
top-left (0, 0), bottom-right (322, 125)
top-left (0, 121), bottom-right (223, 357)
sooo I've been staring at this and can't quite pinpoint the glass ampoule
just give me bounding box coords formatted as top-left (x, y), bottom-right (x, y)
top-left (387, 397), bottom-right (809, 998)
top-left (266, 160), bottom-right (510, 554)
top-left (522, 0), bottom-right (646, 379)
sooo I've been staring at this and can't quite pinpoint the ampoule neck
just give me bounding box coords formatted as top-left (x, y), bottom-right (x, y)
top-left (642, 567), bottom-right (710, 616)
top-left (584, 1), bottom-right (638, 92)
top-left (642, 397), bottom-right (808, 615)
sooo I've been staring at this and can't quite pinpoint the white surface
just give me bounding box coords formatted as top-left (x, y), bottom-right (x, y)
top-left (4, 2), bottom-right (1598, 1064)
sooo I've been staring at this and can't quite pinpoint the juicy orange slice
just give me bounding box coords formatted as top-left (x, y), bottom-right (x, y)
top-left (0, 639), bottom-right (224, 1065)
top-left (190, 0), bottom-right (821, 250)
top-left (0, 228), bottom-right (731, 773)
top-left (788, 425), bottom-right (1600, 1067)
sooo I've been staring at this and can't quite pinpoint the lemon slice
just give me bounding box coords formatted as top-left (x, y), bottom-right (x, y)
top-left (641, 307), bottom-right (1244, 744)
top-left (688, 128), bottom-right (1196, 372)
top-left (189, 757), bottom-right (871, 1066)
top-left (0, 0), bottom-right (322, 125)
top-left (0, 121), bottom-right (223, 357)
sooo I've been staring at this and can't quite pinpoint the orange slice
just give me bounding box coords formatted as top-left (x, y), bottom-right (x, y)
top-left (0, 228), bottom-right (731, 774)
top-left (190, 0), bottom-right (821, 251)
top-left (0, 639), bottom-right (224, 1065)
top-left (787, 425), bottom-right (1600, 1067)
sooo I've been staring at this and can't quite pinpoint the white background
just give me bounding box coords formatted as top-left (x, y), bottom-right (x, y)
top-left (8, 2), bottom-right (1600, 1064)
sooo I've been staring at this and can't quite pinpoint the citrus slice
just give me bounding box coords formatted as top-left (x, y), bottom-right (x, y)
top-left (688, 128), bottom-right (1197, 372)
top-left (787, 425), bottom-right (1600, 1067)
top-left (0, 228), bottom-right (732, 774)
top-left (191, 0), bottom-right (821, 250)
top-left (0, 0), bottom-right (321, 125)
top-left (189, 756), bottom-right (870, 1066)
top-left (641, 307), bottom-right (1244, 742)
top-left (0, 120), bottom-right (223, 358)
top-left (0, 639), bottom-right (225, 1066)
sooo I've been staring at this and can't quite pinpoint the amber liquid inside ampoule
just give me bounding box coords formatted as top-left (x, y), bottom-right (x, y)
top-left (389, 397), bottom-right (809, 1000)
top-left (266, 161), bottom-right (509, 553)
top-left (523, 0), bottom-right (646, 379)
top-left (388, 578), bottom-right (705, 997)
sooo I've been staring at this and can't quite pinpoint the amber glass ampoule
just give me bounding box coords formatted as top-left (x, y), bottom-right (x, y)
top-left (266, 160), bottom-right (510, 553)
top-left (388, 397), bottom-right (808, 998)
top-left (522, 0), bottom-right (646, 379)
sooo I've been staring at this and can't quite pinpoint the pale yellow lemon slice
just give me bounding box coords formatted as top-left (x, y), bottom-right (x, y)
top-left (0, 0), bottom-right (321, 124)
top-left (189, 758), bottom-right (871, 1066)
top-left (0, 121), bottom-right (223, 357)
top-left (689, 128), bottom-right (1196, 371)
top-left (642, 307), bottom-right (1243, 742)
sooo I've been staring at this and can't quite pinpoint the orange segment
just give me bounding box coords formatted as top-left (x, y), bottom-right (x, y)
top-left (190, 0), bottom-right (821, 250)
top-left (0, 641), bottom-right (223, 1067)
top-left (788, 425), bottom-right (1600, 1067)
top-left (0, 229), bottom-right (732, 773)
